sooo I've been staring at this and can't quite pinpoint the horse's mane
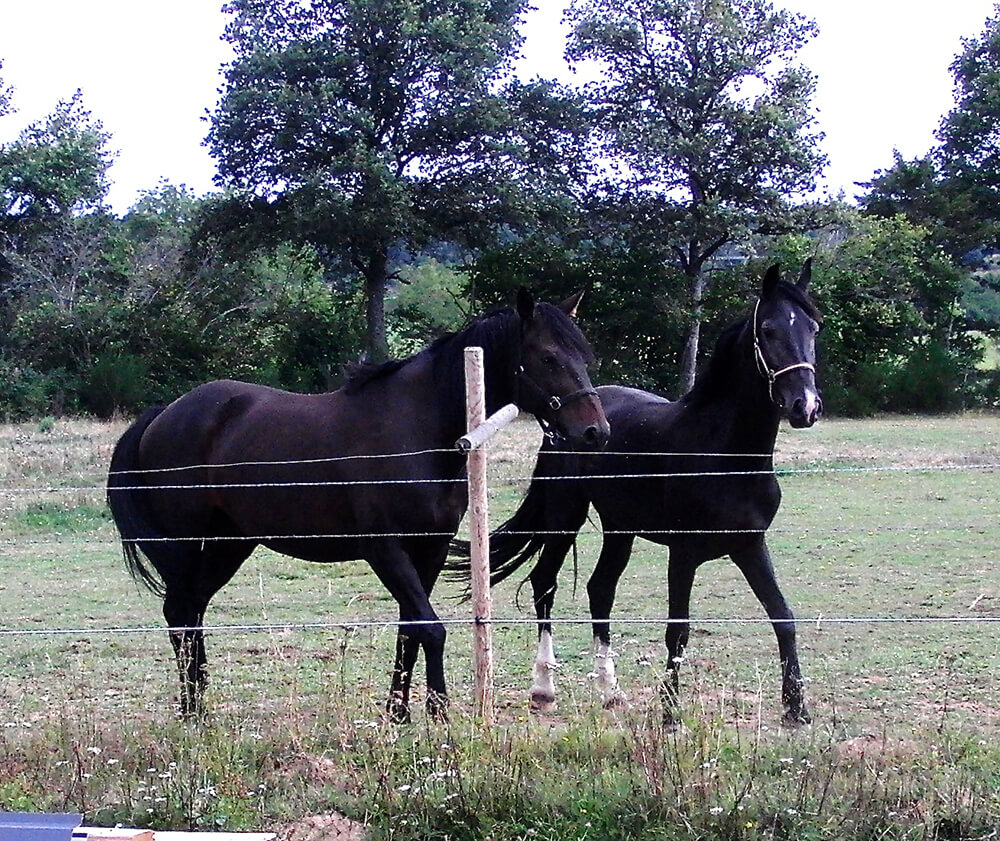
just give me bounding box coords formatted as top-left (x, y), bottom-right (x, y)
top-left (683, 280), bottom-right (821, 408)
top-left (343, 301), bottom-right (593, 408)
top-left (341, 308), bottom-right (521, 397)
top-left (682, 319), bottom-right (746, 408)
top-left (343, 358), bottom-right (409, 394)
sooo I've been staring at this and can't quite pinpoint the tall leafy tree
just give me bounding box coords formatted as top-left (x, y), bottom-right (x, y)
top-left (867, 6), bottom-right (1000, 258)
top-left (566, 0), bottom-right (826, 391)
top-left (208, 0), bottom-right (588, 360)
top-left (0, 91), bottom-right (114, 337)
top-left (0, 91), bottom-right (124, 417)
top-left (0, 62), bottom-right (12, 119)
top-left (937, 4), bottom-right (1000, 219)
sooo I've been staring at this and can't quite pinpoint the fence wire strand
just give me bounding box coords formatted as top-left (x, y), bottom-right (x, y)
top-left (7, 460), bottom-right (1000, 497)
top-left (3, 441), bottom-right (997, 641)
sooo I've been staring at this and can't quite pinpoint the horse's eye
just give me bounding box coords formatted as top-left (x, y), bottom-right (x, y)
top-left (542, 354), bottom-right (558, 369)
top-left (760, 321), bottom-right (776, 338)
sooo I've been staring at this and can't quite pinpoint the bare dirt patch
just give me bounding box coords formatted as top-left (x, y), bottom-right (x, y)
top-left (276, 812), bottom-right (367, 841)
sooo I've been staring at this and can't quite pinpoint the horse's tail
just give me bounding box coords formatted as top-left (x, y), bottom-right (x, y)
top-left (447, 446), bottom-right (589, 587)
top-left (107, 406), bottom-right (168, 598)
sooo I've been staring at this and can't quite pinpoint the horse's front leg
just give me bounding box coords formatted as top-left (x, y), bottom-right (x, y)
top-left (388, 628), bottom-right (422, 724)
top-left (731, 538), bottom-right (810, 725)
top-left (587, 533), bottom-right (635, 709)
top-left (368, 538), bottom-right (448, 723)
top-left (527, 536), bottom-right (574, 711)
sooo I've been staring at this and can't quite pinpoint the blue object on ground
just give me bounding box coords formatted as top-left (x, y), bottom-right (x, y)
top-left (0, 812), bottom-right (82, 841)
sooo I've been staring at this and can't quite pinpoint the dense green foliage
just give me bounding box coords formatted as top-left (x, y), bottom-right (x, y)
top-left (566, 0), bottom-right (826, 391)
top-left (206, 0), bottom-right (589, 361)
top-left (1, 0), bottom-right (999, 420)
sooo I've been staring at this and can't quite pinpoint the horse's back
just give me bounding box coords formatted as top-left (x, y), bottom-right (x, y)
top-left (140, 379), bottom-right (275, 466)
top-left (593, 385), bottom-right (679, 450)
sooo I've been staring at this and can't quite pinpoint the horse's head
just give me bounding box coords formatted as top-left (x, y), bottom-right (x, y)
top-left (514, 288), bottom-right (610, 450)
top-left (752, 261), bottom-right (823, 428)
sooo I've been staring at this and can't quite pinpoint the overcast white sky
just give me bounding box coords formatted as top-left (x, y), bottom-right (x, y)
top-left (0, 1), bottom-right (996, 214)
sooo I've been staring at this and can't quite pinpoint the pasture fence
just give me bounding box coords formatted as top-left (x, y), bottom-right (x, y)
top-left (1, 376), bottom-right (997, 721)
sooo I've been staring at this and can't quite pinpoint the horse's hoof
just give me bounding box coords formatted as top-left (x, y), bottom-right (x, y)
top-left (386, 695), bottom-right (411, 725)
top-left (426, 692), bottom-right (449, 722)
top-left (602, 690), bottom-right (630, 711)
top-left (660, 704), bottom-right (682, 730)
top-left (178, 696), bottom-right (206, 723)
top-left (783, 706), bottom-right (812, 727)
top-left (529, 691), bottom-right (556, 713)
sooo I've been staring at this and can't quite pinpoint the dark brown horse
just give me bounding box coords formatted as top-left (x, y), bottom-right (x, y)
top-left (106, 290), bottom-right (609, 721)
top-left (453, 263), bottom-right (821, 725)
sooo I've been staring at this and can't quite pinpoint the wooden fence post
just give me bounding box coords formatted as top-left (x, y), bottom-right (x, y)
top-left (463, 346), bottom-right (494, 724)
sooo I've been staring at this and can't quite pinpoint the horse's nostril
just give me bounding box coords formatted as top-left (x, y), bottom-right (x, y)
top-left (583, 424), bottom-right (608, 449)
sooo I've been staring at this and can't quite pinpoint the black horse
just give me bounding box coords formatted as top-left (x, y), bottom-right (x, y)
top-left (106, 290), bottom-right (609, 722)
top-left (462, 263), bottom-right (821, 725)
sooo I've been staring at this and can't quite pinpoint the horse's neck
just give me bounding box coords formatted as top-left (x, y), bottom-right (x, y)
top-left (692, 335), bottom-right (781, 455)
top-left (460, 338), bottom-right (517, 416)
top-left (426, 338), bottom-right (517, 442)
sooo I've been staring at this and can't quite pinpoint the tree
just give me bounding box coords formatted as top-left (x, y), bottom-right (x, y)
top-left (937, 4), bottom-right (1000, 221)
top-left (566, 0), bottom-right (826, 391)
top-left (0, 62), bottom-right (12, 119)
top-left (0, 92), bottom-right (120, 417)
top-left (866, 7), bottom-right (1000, 260)
top-left (0, 91), bottom-right (112, 228)
top-left (208, 0), bottom-right (589, 361)
top-left (861, 152), bottom-right (986, 261)
top-left (0, 91), bottom-right (114, 316)
top-left (774, 212), bottom-right (975, 415)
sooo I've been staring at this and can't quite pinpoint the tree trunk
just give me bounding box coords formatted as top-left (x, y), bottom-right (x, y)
top-left (364, 251), bottom-right (390, 362)
top-left (678, 269), bottom-right (710, 395)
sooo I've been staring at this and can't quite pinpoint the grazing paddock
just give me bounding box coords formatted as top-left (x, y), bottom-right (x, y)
top-left (0, 414), bottom-right (998, 839)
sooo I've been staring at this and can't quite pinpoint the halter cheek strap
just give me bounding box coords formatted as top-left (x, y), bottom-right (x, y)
top-left (515, 365), bottom-right (598, 440)
top-left (752, 299), bottom-right (816, 403)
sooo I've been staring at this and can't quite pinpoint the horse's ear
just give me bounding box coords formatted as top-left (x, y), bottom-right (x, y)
top-left (797, 258), bottom-right (813, 291)
top-left (559, 290), bottom-right (585, 318)
top-left (516, 287), bottom-right (535, 321)
top-left (761, 264), bottom-right (780, 297)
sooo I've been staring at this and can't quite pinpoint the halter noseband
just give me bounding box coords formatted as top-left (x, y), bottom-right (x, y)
top-left (516, 365), bottom-right (598, 441)
top-left (752, 298), bottom-right (816, 403)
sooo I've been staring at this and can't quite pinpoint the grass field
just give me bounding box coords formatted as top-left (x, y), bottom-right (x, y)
top-left (0, 414), bottom-right (999, 839)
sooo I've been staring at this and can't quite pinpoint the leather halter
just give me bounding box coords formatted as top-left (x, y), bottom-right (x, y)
top-left (515, 365), bottom-right (598, 441)
top-left (752, 298), bottom-right (816, 404)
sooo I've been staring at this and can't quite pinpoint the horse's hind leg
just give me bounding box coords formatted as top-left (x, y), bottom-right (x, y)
top-left (586, 533), bottom-right (634, 709)
top-left (162, 536), bottom-right (253, 717)
top-left (731, 538), bottom-right (810, 725)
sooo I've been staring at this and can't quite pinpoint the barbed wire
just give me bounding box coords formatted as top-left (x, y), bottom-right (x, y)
top-left (0, 519), bottom-right (994, 548)
top-left (2, 443), bottom-right (997, 642)
top-left (2, 614), bottom-right (1000, 640)
top-left (5, 459), bottom-right (999, 497)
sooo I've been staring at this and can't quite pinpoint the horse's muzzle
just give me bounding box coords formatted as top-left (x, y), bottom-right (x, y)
top-left (788, 393), bottom-right (822, 428)
top-left (580, 420), bottom-right (611, 450)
